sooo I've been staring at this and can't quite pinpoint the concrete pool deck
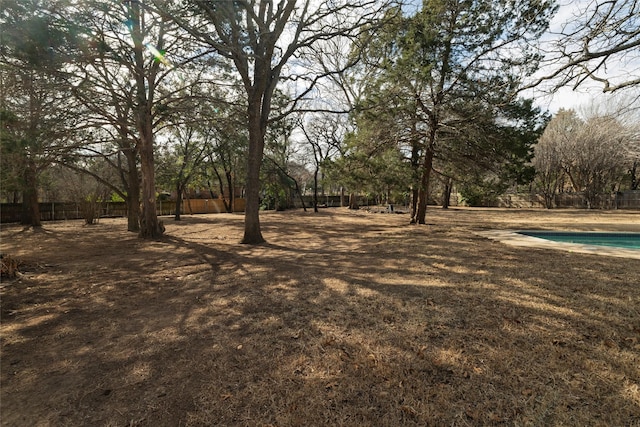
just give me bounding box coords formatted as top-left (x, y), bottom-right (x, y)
top-left (479, 230), bottom-right (640, 260)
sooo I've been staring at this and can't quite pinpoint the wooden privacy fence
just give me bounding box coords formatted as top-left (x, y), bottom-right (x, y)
top-left (615, 191), bottom-right (640, 209)
top-left (488, 191), bottom-right (640, 209)
top-left (1, 202), bottom-right (101, 223)
top-left (159, 198), bottom-right (245, 215)
top-left (0, 198), bottom-right (246, 223)
top-left (2, 192), bottom-right (638, 223)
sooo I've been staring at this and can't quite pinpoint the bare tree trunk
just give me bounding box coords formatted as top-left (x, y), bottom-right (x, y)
top-left (295, 181), bottom-right (307, 212)
top-left (131, 0), bottom-right (163, 239)
top-left (413, 147), bottom-right (434, 225)
top-left (442, 177), bottom-right (453, 209)
top-left (241, 101), bottom-right (266, 244)
top-left (410, 187), bottom-right (418, 222)
top-left (174, 183), bottom-right (183, 221)
top-left (126, 198), bottom-right (140, 230)
top-left (124, 148), bottom-right (140, 232)
top-left (630, 160), bottom-right (638, 190)
top-left (313, 166), bottom-right (319, 213)
top-left (226, 171), bottom-right (235, 212)
top-left (21, 161), bottom-right (41, 227)
top-left (409, 122), bottom-right (421, 223)
top-left (187, 196), bottom-right (194, 214)
top-left (349, 193), bottom-right (359, 210)
top-left (136, 104), bottom-right (163, 237)
top-left (138, 135), bottom-right (164, 238)
top-left (212, 164), bottom-right (232, 213)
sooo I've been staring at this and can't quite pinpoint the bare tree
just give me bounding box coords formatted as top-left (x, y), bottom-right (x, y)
top-left (532, 109), bottom-right (578, 208)
top-left (68, 57), bottom-right (142, 231)
top-left (161, 0), bottom-right (395, 243)
top-left (579, 93), bottom-right (640, 190)
top-left (204, 125), bottom-right (248, 214)
top-left (156, 116), bottom-right (209, 221)
top-left (627, 124), bottom-right (640, 190)
top-left (299, 114), bottom-right (345, 212)
top-left (67, 0), bottom-right (217, 237)
top-left (532, 109), bottom-right (632, 208)
top-left (565, 116), bottom-right (628, 207)
top-left (531, 0), bottom-right (640, 93)
top-left (56, 165), bottom-right (113, 225)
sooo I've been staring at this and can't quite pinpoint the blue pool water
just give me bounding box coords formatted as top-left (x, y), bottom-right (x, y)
top-left (518, 231), bottom-right (640, 250)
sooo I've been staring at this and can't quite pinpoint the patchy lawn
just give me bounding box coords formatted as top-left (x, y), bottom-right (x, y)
top-left (1, 208), bottom-right (639, 426)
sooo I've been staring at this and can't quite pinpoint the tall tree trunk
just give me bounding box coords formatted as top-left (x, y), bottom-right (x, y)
top-left (543, 190), bottom-right (554, 209)
top-left (241, 101), bottom-right (266, 244)
top-left (313, 166), bottom-right (319, 213)
top-left (410, 187), bottom-right (419, 223)
top-left (21, 160), bottom-right (41, 227)
top-left (349, 193), bottom-right (359, 210)
top-left (442, 177), bottom-right (453, 209)
top-left (126, 196), bottom-right (140, 231)
top-left (630, 160), bottom-right (638, 190)
top-left (212, 164), bottom-right (232, 213)
top-left (138, 133), bottom-right (163, 238)
top-left (124, 147), bottom-right (140, 232)
top-left (22, 71), bottom-right (41, 228)
top-left (413, 147), bottom-right (434, 225)
top-left (136, 106), bottom-right (163, 237)
top-left (409, 121), bottom-right (421, 223)
top-left (175, 183), bottom-right (183, 221)
top-left (135, 87), bottom-right (163, 237)
top-left (131, 0), bottom-right (163, 239)
top-left (294, 179), bottom-right (307, 212)
top-left (226, 171), bottom-right (234, 212)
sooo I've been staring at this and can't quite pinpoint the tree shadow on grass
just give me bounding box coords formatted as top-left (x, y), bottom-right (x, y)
top-left (1, 210), bottom-right (639, 426)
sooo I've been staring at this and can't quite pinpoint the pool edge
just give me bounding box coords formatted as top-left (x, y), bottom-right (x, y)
top-left (478, 230), bottom-right (640, 260)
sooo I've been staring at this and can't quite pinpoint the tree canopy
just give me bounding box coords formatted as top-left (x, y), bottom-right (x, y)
top-left (530, 0), bottom-right (640, 93)
top-left (532, 108), bottom-right (636, 208)
top-left (3, 0), bottom-right (634, 240)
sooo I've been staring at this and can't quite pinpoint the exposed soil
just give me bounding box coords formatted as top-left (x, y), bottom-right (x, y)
top-left (1, 207), bottom-right (639, 426)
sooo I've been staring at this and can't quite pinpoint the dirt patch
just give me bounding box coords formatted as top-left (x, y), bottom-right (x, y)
top-left (1, 208), bottom-right (639, 426)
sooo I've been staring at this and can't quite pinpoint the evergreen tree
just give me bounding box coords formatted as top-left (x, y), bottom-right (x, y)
top-left (356, 0), bottom-right (555, 222)
top-left (0, 0), bottom-right (84, 226)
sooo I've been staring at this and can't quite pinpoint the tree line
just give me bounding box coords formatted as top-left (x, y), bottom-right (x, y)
top-left (533, 104), bottom-right (639, 209)
top-left (1, 0), bottom-right (638, 243)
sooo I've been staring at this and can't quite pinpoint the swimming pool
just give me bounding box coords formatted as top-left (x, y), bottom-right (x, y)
top-left (517, 231), bottom-right (640, 250)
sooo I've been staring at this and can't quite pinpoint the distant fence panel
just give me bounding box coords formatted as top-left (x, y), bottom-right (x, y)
top-left (489, 191), bottom-right (640, 209)
top-left (1, 202), bottom-right (84, 223)
top-left (491, 194), bottom-right (543, 208)
top-left (160, 198), bottom-right (245, 215)
top-left (616, 191), bottom-right (640, 209)
top-left (2, 191), bottom-right (637, 223)
top-left (292, 195), bottom-right (344, 208)
top-left (0, 198), bottom-right (246, 224)
top-left (554, 194), bottom-right (616, 209)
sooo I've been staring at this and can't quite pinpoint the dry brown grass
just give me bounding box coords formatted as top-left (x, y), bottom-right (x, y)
top-left (1, 208), bottom-right (639, 426)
